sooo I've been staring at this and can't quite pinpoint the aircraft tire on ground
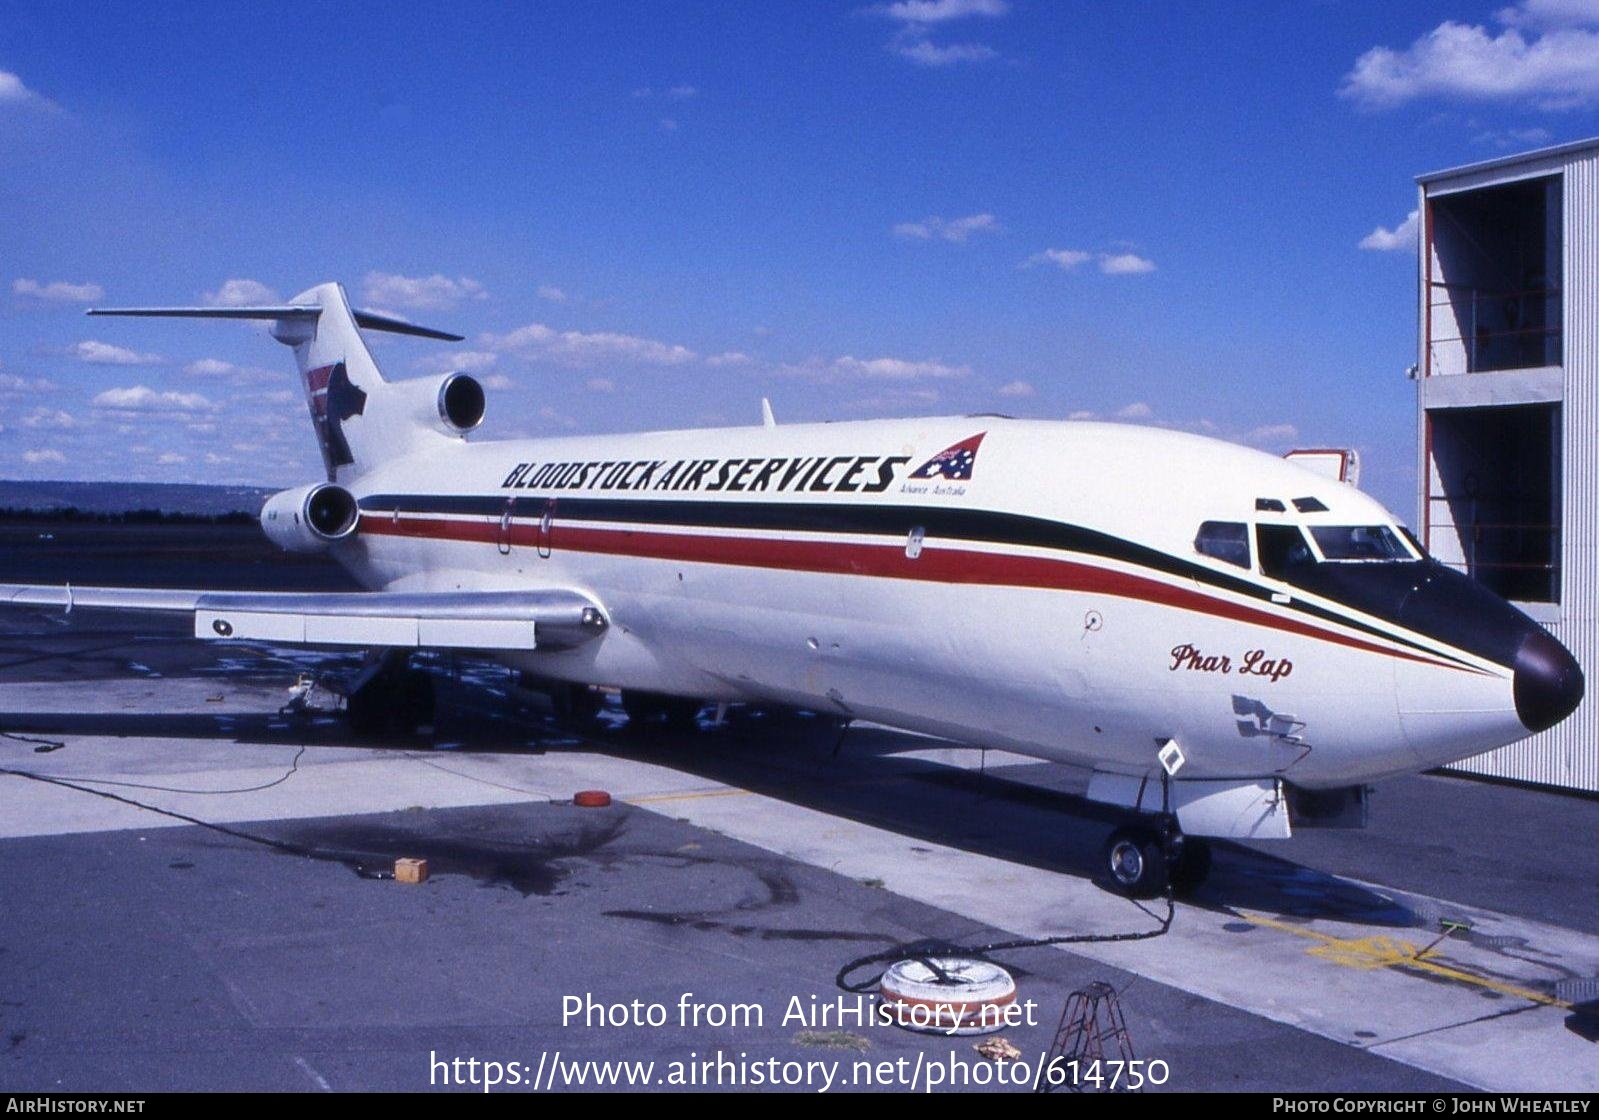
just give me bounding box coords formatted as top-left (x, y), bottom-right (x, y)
top-left (661, 696), bottom-right (703, 732)
top-left (344, 664), bottom-right (434, 734)
top-left (551, 682), bottom-right (605, 723)
top-left (1101, 825), bottom-right (1169, 898)
top-left (398, 668), bottom-right (436, 730)
top-left (344, 685), bottom-right (387, 735)
top-left (622, 690), bottom-right (705, 732)
top-left (1168, 837), bottom-right (1212, 896)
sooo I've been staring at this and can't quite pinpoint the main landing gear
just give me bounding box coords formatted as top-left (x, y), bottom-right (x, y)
top-left (621, 690), bottom-right (704, 733)
top-left (344, 652), bottom-right (436, 735)
top-left (1100, 817), bottom-right (1211, 899)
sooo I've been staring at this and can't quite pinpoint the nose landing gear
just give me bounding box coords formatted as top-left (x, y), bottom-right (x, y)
top-left (1101, 818), bottom-right (1211, 898)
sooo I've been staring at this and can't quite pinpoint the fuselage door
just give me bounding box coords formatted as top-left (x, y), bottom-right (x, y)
top-left (538, 499), bottom-right (556, 559)
top-left (498, 497), bottom-right (515, 555)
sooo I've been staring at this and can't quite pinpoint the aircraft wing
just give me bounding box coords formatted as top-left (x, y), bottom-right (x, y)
top-left (0, 585), bottom-right (608, 651)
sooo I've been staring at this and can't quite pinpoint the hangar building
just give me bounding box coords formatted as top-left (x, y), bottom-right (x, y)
top-left (1417, 138), bottom-right (1598, 793)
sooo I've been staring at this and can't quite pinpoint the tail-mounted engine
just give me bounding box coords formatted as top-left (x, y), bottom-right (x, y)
top-left (260, 482), bottom-right (360, 553)
top-left (383, 371), bottom-right (486, 438)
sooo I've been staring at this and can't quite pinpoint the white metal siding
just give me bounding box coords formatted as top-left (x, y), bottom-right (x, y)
top-left (1445, 150), bottom-right (1599, 792)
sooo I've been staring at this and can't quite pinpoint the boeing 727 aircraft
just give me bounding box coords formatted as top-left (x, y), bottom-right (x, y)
top-left (0, 282), bottom-right (1583, 896)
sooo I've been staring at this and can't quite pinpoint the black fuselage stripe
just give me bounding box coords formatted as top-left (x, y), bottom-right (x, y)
top-left (358, 492), bottom-right (1474, 668)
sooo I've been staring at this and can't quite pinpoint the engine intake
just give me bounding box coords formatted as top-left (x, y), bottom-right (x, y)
top-left (260, 482), bottom-right (359, 553)
top-left (438, 372), bottom-right (486, 433)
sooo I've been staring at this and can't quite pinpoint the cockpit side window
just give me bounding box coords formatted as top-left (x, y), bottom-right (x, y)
top-left (1257, 523), bottom-right (1315, 581)
top-left (1195, 521), bottom-right (1250, 569)
top-left (1310, 525), bottom-right (1415, 562)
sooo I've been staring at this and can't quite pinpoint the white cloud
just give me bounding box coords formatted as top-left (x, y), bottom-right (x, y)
top-left (156, 452), bottom-right (188, 465)
top-left (184, 358), bottom-right (236, 377)
top-left (997, 379), bottom-right (1035, 398)
top-left (1099, 252), bottom-right (1156, 275)
top-left (481, 374), bottom-right (514, 390)
top-left (586, 377), bottom-right (616, 393)
top-left (707, 351), bottom-right (753, 367)
top-left (873, 0), bottom-right (1009, 22)
top-left (847, 387), bottom-right (943, 412)
top-left (659, 117), bottom-right (680, 132)
top-left (1343, 3), bottom-right (1599, 108)
top-left (632, 84), bottom-right (699, 99)
top-left (1068, 410), bottom-right (1096, 420)
top-left (23, 449), bottom-right (66, 465)
top-left (1246, 422), bottom-right (1301, 444)
top-left (204, 278), bottom-right (280, 307)
top-left (0, 70), bottom-right (56, 111)
top-left (869, 0), bottom-right (1006, 66)
top-left (538, 405), bottom-right (579, 429)
top-left (1026, 248), bottom-right (1092, 270)
top-left (13, 278), bottom-right (103, 303)
top-left (832, 355), bottom-right (969, 380)
top-left (363, 271), bottom-right (487, 310)
top-left (893, 212), bottom-right (999, 243)
top-left (0, 373), bottom-right (57, 394)
top-left (1498, 0), bottom-right (1599, 30)
top-left (1116, 401), bottom-right (1153, 419)
top-left (91, 385), bottom-right (216, 413)
top-left (1473, 124), bottom-right (1554, 146)
top-left (1359, 209), bottom-right (1420, 251)
top-left (893, 39), bottom-right (999, 65)
top-left (537, 285), bottom-right (568, 303)
top-left (22, 408), bottom-right (75, 429)
top-left (70, 340), bottom-right (163, 365)
top-left (414, 349), bottom-right (500, 377)
top-left (487, 322), bottom-right (696, 367)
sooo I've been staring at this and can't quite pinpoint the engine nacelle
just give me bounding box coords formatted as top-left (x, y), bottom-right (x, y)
top-left (260, 482), bottom-right (360, 553)
top-left (383, 371), bottom-right (486, 438)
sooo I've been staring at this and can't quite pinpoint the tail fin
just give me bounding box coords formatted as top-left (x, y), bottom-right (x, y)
top-left (89, 282), bottom-right (467, 482)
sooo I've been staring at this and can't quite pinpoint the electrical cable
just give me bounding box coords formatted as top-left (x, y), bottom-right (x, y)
top-left (834, 891), bottom-right (1175, 994)
top-left (19, 745), bottom-right (307, 795)
top-left (0, 756), bottom-right (394, 880)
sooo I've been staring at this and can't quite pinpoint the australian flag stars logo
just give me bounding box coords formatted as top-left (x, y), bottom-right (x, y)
top-left (909, 432), bottom-right (986, 481)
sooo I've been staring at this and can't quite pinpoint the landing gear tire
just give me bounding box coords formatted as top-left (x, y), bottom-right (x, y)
top-left (623, 690), bottom-right (704, 732)
top-left (345, 663), bottom-right (435, 735)
top-left (1101, 826), bottom-right (1169, 899)
top-left (1168, 837), bottom-right (1212, 896)
top-left (551, 682), bottom-right (605, 724)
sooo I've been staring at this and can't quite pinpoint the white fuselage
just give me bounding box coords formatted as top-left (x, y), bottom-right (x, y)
top-left (330, 416), bottom-right (1539, 791)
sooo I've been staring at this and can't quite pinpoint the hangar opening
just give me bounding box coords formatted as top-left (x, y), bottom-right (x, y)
top-left (1426, 175), bottom-right (1561, 377)
top-left (1425, 402), bottom-right (1561, 605)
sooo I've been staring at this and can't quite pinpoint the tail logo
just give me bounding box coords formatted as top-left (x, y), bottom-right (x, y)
top-left (305, 362), bottom-right (368, 470)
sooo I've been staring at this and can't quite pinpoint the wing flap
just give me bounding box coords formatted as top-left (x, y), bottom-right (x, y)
top-left (0, 585), bottom-right (606, 651)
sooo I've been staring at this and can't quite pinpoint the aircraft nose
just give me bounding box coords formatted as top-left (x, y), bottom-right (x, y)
top-left (1513, 628), bottom-right (1584, 733)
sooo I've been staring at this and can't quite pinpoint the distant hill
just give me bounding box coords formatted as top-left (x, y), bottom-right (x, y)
top-left (0, 480), bottom-right (274, 518)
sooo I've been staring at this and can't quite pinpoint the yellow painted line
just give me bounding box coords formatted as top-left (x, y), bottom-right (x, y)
top-left (1240, 911), bottom-right (1571, 1009)
top-left (625, 787), bottom-right (753, 806)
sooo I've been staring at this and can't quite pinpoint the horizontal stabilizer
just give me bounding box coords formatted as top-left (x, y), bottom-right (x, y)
top-left (351, 308), bottom-right (464, 342)
top-left (87, 304), bottom-right (464, 342)
top-left (87, 305), bottom-right (318, 321)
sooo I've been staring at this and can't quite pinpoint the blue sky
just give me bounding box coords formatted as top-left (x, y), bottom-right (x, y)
top-left (4, 1), bottom-right (1599, 516)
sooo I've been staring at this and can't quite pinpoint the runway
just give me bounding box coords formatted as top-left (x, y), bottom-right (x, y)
top-left (0, 522), bottom-right (1595, 1093)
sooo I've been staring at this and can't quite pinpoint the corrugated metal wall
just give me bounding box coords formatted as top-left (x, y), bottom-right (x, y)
top-left (1449, 149), bottom-right (1599, 792)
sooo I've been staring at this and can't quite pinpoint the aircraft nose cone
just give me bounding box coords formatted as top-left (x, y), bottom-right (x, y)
top-left (1513, 628), bottom-right (1584, 733)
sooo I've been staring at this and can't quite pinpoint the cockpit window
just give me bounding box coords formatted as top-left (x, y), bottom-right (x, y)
top-left (1256, 524), bottom-right (1315, 581)
top-left (1195, 521), bottom-right (1250, 569)
top-left (1291, 496), bottom-right (1328, 513)
top-left (1309, 525), bottom-right (1414, 562)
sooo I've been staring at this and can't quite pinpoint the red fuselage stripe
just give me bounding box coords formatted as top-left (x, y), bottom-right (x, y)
top-left (358, 513), bottom-right (1474, 672)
